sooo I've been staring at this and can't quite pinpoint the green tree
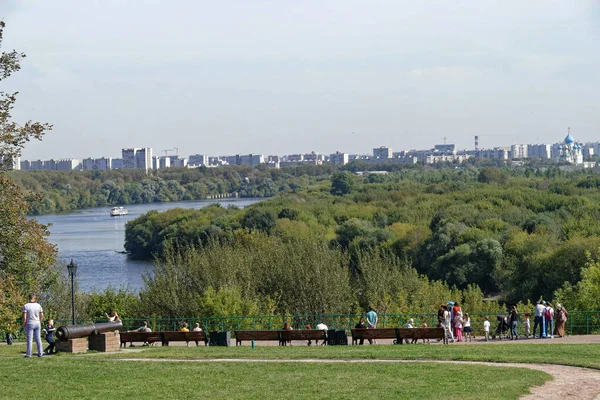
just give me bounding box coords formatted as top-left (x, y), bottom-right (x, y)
top-left (330, 171), bottom-right (355, 196)
top-left (0, 21), bottom-right (57, 328)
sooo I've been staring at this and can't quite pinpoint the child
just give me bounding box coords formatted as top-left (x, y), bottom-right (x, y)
top-left (483, 316), bottom-right (490, 341)
top-left (524, 313), bottom-right (531, 338)
top-left (463, 313), bottom-right (472, 342)
top-left (455, 313), bottom-right (463, 342)
top-left (43, 319), bottom-right (56, 355)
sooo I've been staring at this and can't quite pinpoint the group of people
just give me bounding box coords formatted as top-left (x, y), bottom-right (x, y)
top-left (450, 301), bottom-right (570, 342)
top-left (16, 295), bottom-right (573, 356)
top-left (20, 293), bottom-right (56, 358)
top-left (437, 302), bottom-right (473, 343)
top-left (531, 301), bottom-right (569, 339)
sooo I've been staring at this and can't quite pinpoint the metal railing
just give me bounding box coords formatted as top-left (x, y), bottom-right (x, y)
top-left (6, 310), bottom-right (600, 340)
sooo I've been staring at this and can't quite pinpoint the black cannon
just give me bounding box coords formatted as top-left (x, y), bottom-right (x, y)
top-left (56, 321), bottom-right (123, 340)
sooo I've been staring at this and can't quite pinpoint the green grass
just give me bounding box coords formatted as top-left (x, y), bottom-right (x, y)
top-left (91, 342), bottom-right (600, 369)
top-left (0, 349), bottom-right (547, 399)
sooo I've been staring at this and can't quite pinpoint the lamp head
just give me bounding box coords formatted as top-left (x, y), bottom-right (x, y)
top-left (67, 259), bottom-right (77, 277)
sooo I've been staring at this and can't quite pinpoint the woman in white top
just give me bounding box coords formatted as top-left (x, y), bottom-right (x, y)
top-left (22, 293), bottom-right (44, 358)
top-left (463, 313), bottom-right (472, 342)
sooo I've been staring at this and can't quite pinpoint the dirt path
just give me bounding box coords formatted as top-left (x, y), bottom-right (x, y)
top-left (115, 357), bottom-right (600, 399)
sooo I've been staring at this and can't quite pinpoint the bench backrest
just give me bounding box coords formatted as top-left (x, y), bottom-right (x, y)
top-left (280, 329), bottom-right (327, 341)
top-left (397, 327), bottom-right (444, 339)
top-left (162, 331), bottom-right (207, 341)
top-left (235, 330), bottom-right (281, 342)
top-left (351, 328), bottom-right (397, 339)
top-left (120, 331), bottom-right (163, 343)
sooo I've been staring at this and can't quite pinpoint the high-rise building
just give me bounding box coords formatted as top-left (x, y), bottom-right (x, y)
top-left (111, 158), bottom-right (123, 169)
top-left (329, 151), bottom-right (349, 165)
top-left (373, 146), bottom-right (392, 159)
top-left (30, 160), bottom-right (44, 170)
top-left (1, 155), bottom-right (20, 170)
top-left (168, 155), bottom-right (187, 167)
top-left (43, 159), bottom-right (56, 170)
top-left (122, 148), bottom-right (152, 171)
top-left (188, 154), bottom-right (208, 166)
top-left (527, 144), bottom-right (551, 159)
top-left (83, 157), bottom-right (111, 170)
top-left (56, 159), bottom-right (81, 170)
top-left (510, 144), bottom-right (528, 159)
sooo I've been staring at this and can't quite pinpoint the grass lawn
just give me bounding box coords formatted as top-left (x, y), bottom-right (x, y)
top-left (0, 347), bottom-right (547, 399)
top-left (90, 342), bottom-right (600, 369)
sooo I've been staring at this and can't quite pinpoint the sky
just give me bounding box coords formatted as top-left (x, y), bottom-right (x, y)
top-left (1, 0), bottom-right (599, 160)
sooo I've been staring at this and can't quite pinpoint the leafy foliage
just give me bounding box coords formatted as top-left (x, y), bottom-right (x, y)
top-left (0, 22), bottom-right (57, 330)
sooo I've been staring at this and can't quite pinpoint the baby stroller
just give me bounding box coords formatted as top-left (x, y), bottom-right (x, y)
top-left (491, 315), bottom-right (510, 340)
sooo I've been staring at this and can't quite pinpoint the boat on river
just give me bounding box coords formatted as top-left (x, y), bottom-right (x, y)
top-left (110, 207), bottom-right (128, 217)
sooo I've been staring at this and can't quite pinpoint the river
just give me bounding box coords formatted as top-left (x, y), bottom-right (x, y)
top-left (35, 198), bottom-right (262, 293)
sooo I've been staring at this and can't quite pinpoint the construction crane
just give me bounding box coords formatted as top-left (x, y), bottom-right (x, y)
top-left (161, 147), bottom-right (179, 157)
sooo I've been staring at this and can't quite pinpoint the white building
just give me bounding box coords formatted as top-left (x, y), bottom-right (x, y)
top-left (527, 144), bottom-right (551, 159)
top-left (82, 157), bottom-right (111, 171)
top-left (56, 159), bottom-right (81, 170)
top-left (329, 151), bottom-right (349, 165)
top-left (373, 146), bottom-right (392, 159)
top-left (510, 144), bottom-right (528, 159)
top-left (122, 148), bottom-right (152, 171)
top-left (476, 148), bottom-right (509, 160)
top-left (188, 154), bottom-right (209, 166)
top-left (557, 129), bottom-right (583, 165)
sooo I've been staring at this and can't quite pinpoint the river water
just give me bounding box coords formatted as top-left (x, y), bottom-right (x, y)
top-left (35, 198), bottom-right (262, 293)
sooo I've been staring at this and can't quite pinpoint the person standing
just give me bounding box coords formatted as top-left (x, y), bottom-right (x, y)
top-left (22, 293), bottom-right (44, 358)
top-left (545, 303), bottom-right (554, 339)
top-left (366, 307), bottom-right (378, 329)
top-left (533, 301), bottom-right (545, 338)
top-left (554, 304), bottom-right (568, 337)
top-left (454, 313), bottom-right (463, 342)
top-left (43, 319), bottom-right (56, 355)
top-left (524, 314), bottom-right (531, 338)
top-left (509, 306), bottom-right (519, 340)
top-left (483, 316), bottom-right (491, 341)
top-left (442, 306), bottom-right (454, 343)
top-left (366, 306), bottom-right (378, 344)
top-left (463, 313), bottom-right (472, 342)
top-left (452, 302), bottom-right (462, 337)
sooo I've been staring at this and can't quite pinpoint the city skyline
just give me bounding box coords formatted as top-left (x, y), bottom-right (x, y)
top-left (3, 1), bottom-right (599, 159)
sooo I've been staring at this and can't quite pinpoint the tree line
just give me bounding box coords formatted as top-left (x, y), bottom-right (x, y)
top-left (125, 166), bottom-right (600, 309)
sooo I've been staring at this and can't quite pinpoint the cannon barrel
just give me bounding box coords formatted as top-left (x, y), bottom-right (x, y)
top-left (56, 321), bottom-right (123, 340)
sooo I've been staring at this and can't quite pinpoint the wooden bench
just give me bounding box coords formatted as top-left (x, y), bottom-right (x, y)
top-left (234, 330), bottom-right (282, 346)
top-left (120, 331), bottom-right (209, 347)
top-left (351, 328), bottom-right (445, 344)
top-left (161, 331), bottom-right (209, 346)
top-left (120, 331), bottom-right (164, 347)
top-left (280, 329), bottom-right (327, 346)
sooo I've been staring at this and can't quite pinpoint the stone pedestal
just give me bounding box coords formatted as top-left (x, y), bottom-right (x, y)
top-left (89, 331), bottom-right (120, 352)
top-left (56, 337), bottom-right (88, 353)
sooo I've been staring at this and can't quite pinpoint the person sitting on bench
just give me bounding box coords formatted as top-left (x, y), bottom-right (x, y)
top-left (354, 317), bottom-right (368, 345)
top-left (315, 320), bottom-right (328, 346)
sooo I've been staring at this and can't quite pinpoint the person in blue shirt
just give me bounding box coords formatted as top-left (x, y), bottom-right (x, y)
top-left (43, 319), bottom-right (56, 355)
top-left (366, 306), bottom-right (378, 344)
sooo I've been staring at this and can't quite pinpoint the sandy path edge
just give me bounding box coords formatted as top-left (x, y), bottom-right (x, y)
top-left (114, 357), bottom-right (600, 400)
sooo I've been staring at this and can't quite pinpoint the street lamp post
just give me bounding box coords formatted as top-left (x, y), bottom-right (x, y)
top-left (66, 259), bottom-right (77, 325)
